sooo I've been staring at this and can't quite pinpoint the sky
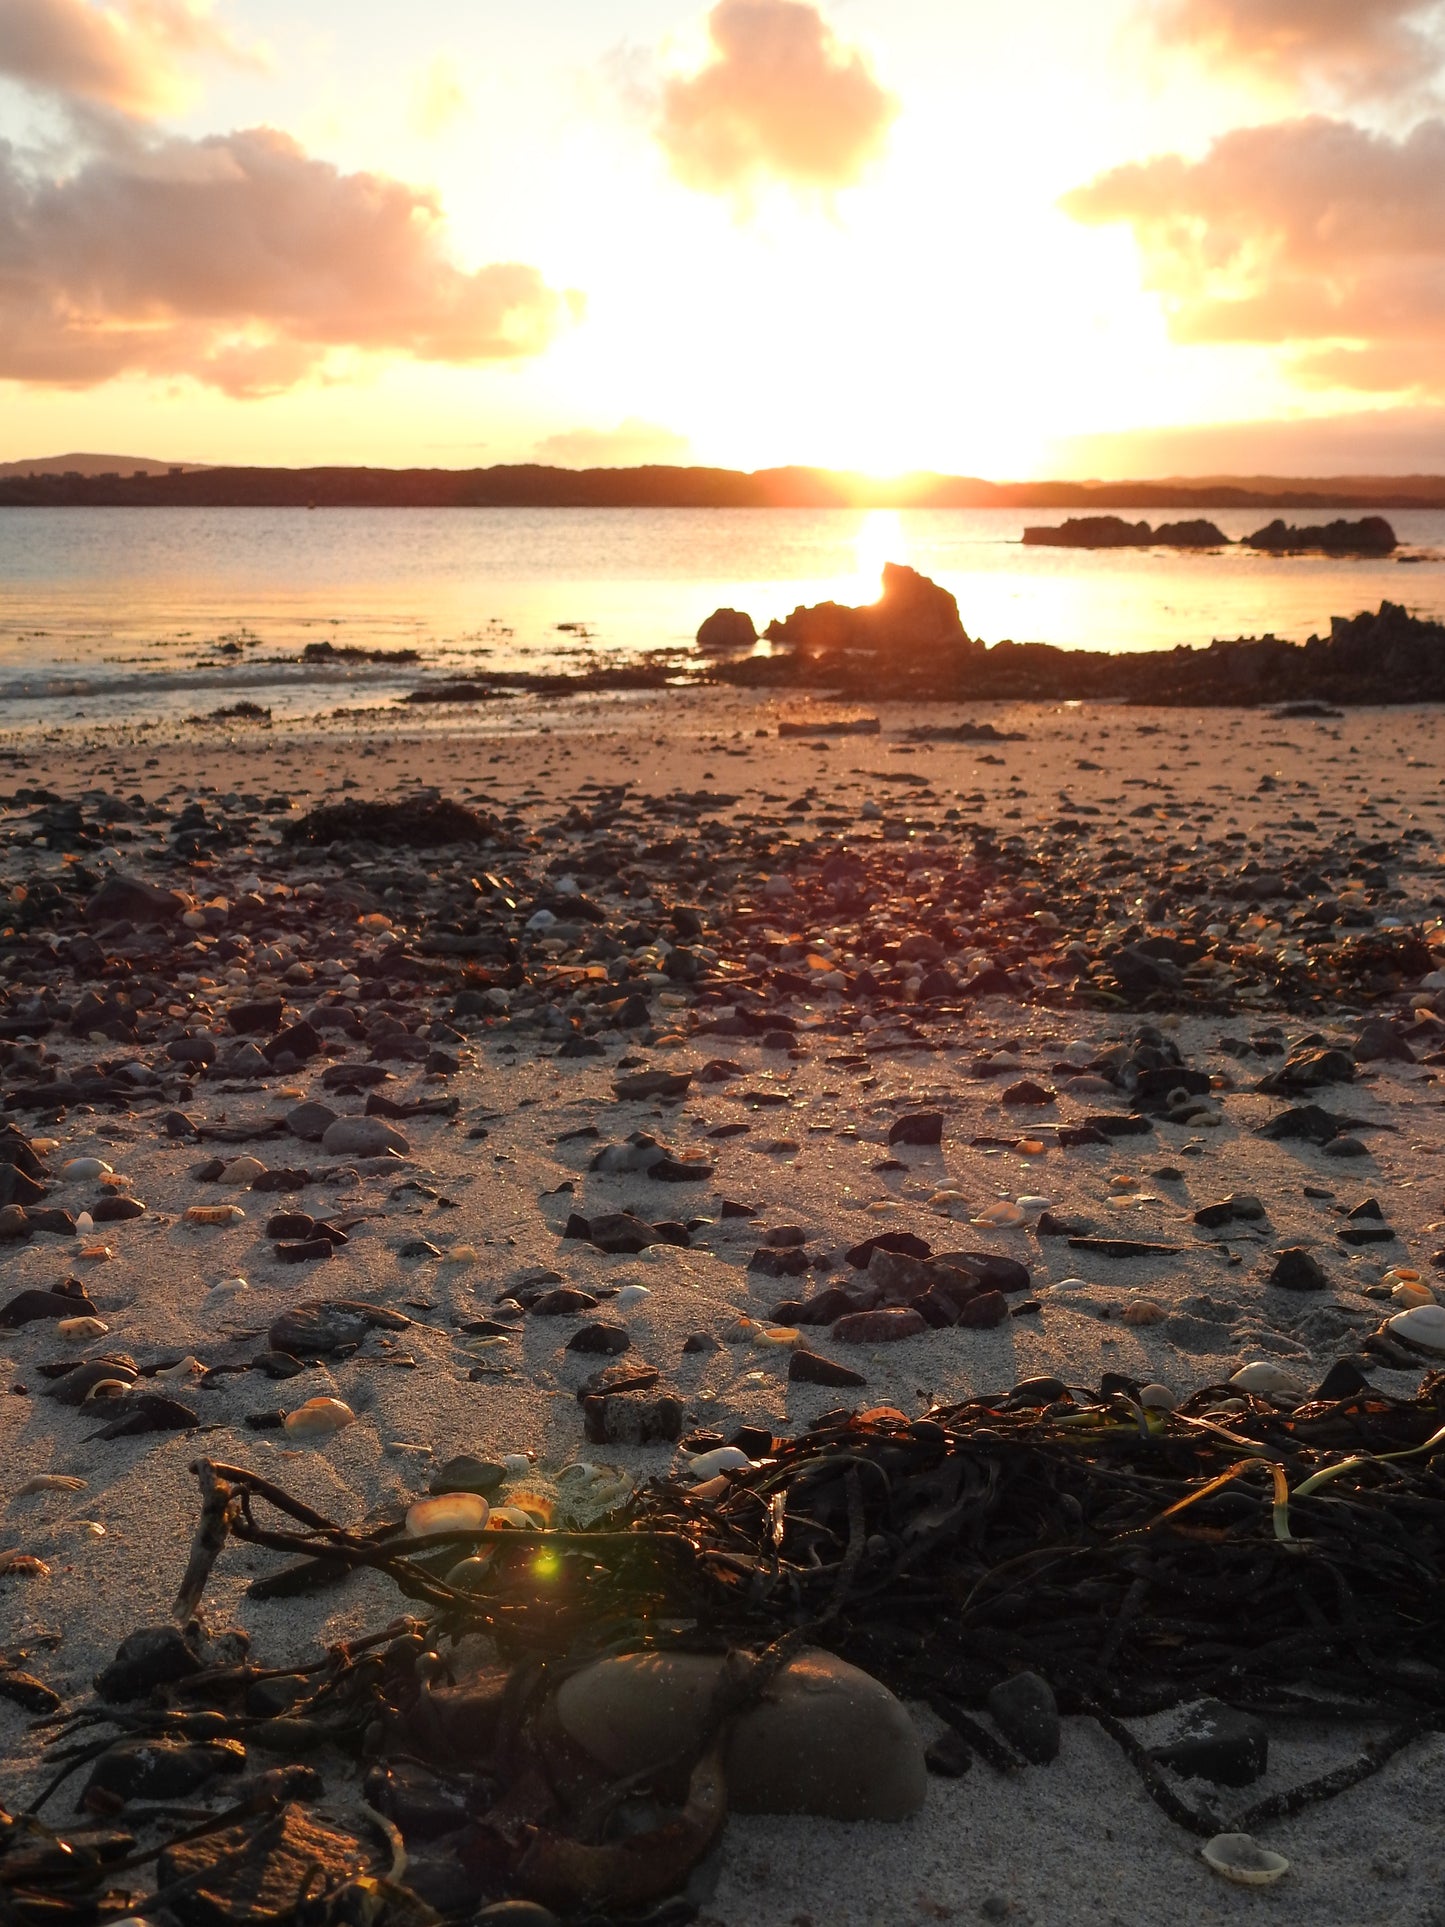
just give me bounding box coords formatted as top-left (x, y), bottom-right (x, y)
top-left (4, 0), bottom-right (1445, 477)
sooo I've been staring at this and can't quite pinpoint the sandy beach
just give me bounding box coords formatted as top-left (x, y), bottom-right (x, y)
top-left (2, 687), bottom-right (1444, 1927)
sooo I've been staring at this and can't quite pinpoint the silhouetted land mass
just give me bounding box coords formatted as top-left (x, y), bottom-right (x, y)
top-left (7, 462), bottom-right (1445, 509)
top-left (1024, 514), bottom-right (1395, 553)
top-left (708, 575), bottom-right (1445, 705)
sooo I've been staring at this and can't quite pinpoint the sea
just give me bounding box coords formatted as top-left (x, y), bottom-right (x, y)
top-left (2, 503), bottom-right (1444, 732)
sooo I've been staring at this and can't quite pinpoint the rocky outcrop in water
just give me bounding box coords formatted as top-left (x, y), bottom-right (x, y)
top-left (1246, 517), bottom-right (1397, 556)
top-left (764, 562), bottom-right (972, 659)
top-left (1023, 517), bottom-right (1229, 549)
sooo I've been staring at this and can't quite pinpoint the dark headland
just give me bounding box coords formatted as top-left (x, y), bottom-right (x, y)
top-left (9, 460), bottom-right (1445, 509)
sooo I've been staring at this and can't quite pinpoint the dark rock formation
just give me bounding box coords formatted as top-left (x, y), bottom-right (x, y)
top-left (1022, 517), bottom-right (1229, 549)
top-left (696, 607), bottom-right (758, 653)
top-left (765, 564), bottom-right (971, 659)
top-left (1246, 516), bottom-right (1397, 555)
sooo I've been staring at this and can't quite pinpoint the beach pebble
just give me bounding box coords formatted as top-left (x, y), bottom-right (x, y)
top-left (555, 1648), bottom-right (927, 1820)
top-left (986, 1671), bottom-right (1060, 1764)
top-left (321, 1117), bottom-right (408, 1158)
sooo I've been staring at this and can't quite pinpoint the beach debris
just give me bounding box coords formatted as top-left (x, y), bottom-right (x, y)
top-left (283, 1397), bottom-right (357, 1439)
top-left (1201, 1833), bottom-right (1290, 1886)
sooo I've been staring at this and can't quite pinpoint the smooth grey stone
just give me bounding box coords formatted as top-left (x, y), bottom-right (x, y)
top-left (321, 1117), bottom-right (409, 1157)
top-left (987, 1671), bottom-right (1060, 1764)
top-left (286, 1101), bottom-right (337, 1143)
top-left (555, 1649), bottom-right (926, 1820)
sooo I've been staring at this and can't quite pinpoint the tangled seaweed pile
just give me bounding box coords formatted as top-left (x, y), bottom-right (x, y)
top-left (10, 1373), bottom-right (1445, 1925)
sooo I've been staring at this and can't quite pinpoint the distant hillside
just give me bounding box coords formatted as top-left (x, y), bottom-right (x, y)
top-left (0, 453), bottom-right (206, 479)
top-left (2, 459), bottom-right (1445, 509)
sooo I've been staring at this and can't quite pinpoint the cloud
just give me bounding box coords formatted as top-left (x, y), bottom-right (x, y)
top-left (1064, 115), bottom-right (1445, 395)
top-left (0, 124), bottom-right (581, 395)
top-left (409, 55), bottom-right (469, 139)
top-left (1145, 0), bottom-right (1445, 98)
top-left (0, 0), bottom-right (260, 116)
top-left (656, 0), bottom-right (895, 194)
top-left (533, 418), bottom-right (692, 467)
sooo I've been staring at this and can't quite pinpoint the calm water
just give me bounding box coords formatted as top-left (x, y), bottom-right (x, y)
top-left (2, 504), bottom-right (1443, 726)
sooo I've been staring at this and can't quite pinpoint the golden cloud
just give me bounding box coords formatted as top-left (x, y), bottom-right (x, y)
top-left (1146, 0), bottom-right (1444, 98)
top-left (0, 125), bottom-right (582, 394)
top-left (1065, 115), bottom-right (1445, 394)
top-left (0, 0), bottom-right (260, 115)
top-left (657, 0), bottom-right (896, 194)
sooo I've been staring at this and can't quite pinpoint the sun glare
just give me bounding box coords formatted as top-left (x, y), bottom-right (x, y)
top-left (852, 507), bottom-right (906, 598)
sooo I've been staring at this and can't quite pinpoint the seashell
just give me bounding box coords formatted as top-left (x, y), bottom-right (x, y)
top-left (725, 1316), bottom-right (761, 1343)
top-left (1229, 1362), bottom-right (1304, 1396)
top-left (31, 1139), bottom-right (59, 1156)
top-left (1384, 1267), bottom-right (1422, 1284)
top-left (1391, 1279), bottom-right (1435, 1309)
top-left (1108, 1175), bottom-right (1137, 1192)
top-left (1139, 1383), bottom-right (1176, 1410)
top-left (506, 1490), bottom-right (555, 1527)
top-left (1016, 1196), bottom-right (1052, 1217)
top-left (57, 1316), bottom-right (109, 1340)
top-left (405, 1492), bottom-right (490, 1537)
top-left (0, 1552), bottom-right (50, 1579)
top-left (686, 1446), bottom-right (751, 1480)
top-left (755, 1325), bottom-right (800, 1348)
top-left (972, 1201), bottom-right (1026, 1228)
top-left (14, 1475), bottom-right (86, 1498)
top-left (1018, 1140), bottom-right (1046, 1156)
top-left (79, 1245), bottom-right (113, 1262)
top-left (63, 1159), bottom-right (111, 1181)
top-left (488, 1505), bottom-right (542, 1530)
top-left (615, 1284), bottom-right (651, 1309)
top-left (1121, 1298), bottom-right (1166, 1327)
top-left (441, 1245), bottom-right (478, 1264)
top-left (155, 1356), bottom-right (204, 1380)
top-left (1050, 1276), bottom-right (1090, 1291)
top-left (82, 1379), bottom-right (131, 1402)
top-left (283, 1397), bottom-right (356, 1439)
top-left (1201, 1834), bottom-right (1289, 1887)
top-left (1388, 1303), bottom-right (1445, 1353)
top-left (502, 1453), bottom-right (532, 1475)
top-left (185, 1204), bottom-right (246, 1225)
top-left (75, 1211), bottom-right (94, 1234)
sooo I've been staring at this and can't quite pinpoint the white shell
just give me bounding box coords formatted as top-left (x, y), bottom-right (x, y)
top-left (615, 1285), bottom-right (651, 1309)
top-left (686, 1446), bottom-right (751, 1480)
top-left (63, 1159), bottom-right (111, 1181)
top-left (1388, 1303), bottom-right (1445, 1353)
top-left (1016, 1196), bottom-right (1053, 1217)
top-left (1229, 1362), bottom-right (1305, 1396)
top-left (405, 1492), bottom-right (489, 1537)
top-left (57, 1316), bottom-right (109, 1340)
top-left (1201, 1833), bottom-right (1289, 1886)
top-left (502, 1453), bottom-right (532, 1475)
top-left (1139, 1383), bottom-right (1176, 1410)
top-left (75, 1212), bottom-right (94, 1234)
top-left (283, 1397), bottom-right (356, 1438)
